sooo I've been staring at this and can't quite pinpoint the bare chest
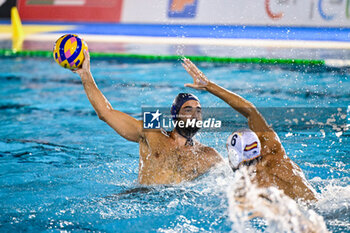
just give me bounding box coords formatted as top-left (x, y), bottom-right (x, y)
top-left (138, 134), bottom-right (209, 184)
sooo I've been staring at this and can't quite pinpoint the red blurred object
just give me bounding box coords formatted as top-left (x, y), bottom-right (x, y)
top-left (17, 0), bottom-right (123, 22)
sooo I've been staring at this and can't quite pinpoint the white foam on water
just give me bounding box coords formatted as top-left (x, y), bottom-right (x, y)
top-left (227, 167), bottom-right (329, 233)
top-left (157, 215), bottom-right (206, 233)
top-left (307, 177), bottom-right (350, 231)
top-left (314, 183), bottom-right (350, 229)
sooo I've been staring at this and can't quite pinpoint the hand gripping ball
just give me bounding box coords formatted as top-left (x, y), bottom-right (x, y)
top-left (53, 34), bottom-right (88, 70)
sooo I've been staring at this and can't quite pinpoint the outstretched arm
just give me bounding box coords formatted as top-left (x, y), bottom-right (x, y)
top-left (73, 50), bottom-right (143, 142)
top-left (181, 58), bottom-right (271, 134)
top-left (181, 58), bottom-right (284, 154)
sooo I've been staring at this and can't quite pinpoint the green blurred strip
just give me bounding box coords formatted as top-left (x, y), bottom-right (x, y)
top-left (0, 49), bottom-right (325, 66)
top-left (27, 0), bottom-right (54, 5)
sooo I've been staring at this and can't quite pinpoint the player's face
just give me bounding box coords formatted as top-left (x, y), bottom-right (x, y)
top-left (178, 100), bottom-right (202, 122)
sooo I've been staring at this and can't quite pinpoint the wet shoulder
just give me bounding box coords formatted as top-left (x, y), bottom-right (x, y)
top-left (141, 129), bottom-right (172, 142)
top-left (258, 131), bottom-right (284, 157)
top-left (197, 144), bottom-right (223, 163)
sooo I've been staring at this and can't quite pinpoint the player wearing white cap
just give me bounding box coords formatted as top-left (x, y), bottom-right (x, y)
top-left (182, 58), bottom-right (317, 202)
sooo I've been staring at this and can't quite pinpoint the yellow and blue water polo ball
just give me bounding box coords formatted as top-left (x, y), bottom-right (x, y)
top-left (53, 34), bottom-right (88, 70)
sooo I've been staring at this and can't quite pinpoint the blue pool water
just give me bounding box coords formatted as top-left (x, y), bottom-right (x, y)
top-left (0, 57), bottom-right (349, 232)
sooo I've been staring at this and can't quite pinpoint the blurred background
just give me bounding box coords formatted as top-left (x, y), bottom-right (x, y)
top-left (1, 0), bottom-right (350, 59)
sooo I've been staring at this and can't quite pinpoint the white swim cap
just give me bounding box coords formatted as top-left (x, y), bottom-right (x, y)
top-left (226, 129), bottom-right (261, 170)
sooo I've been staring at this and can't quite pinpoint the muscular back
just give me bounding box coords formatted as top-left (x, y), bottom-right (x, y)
top-left (138, 130), bottom-right (222, 185)
top-left (254, 131), bottom-right (317, 201)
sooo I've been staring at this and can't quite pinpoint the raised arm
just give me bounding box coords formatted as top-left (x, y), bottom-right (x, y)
top-left (181, 58), bottom-right (271, 134)
top-left (73, 50), bottom-right (143, 142)
top-left (182, 58), bottom-right (285, 155)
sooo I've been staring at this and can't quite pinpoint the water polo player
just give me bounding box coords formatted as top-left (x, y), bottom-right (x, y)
top-left (73, 50), bottom-right (223, 185)
top-left (182, 58), bottom-right (317, 202)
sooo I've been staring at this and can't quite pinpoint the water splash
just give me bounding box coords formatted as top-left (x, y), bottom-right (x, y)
top-left (314, 183), bottom-right (350, 231)
top-left (227, 167), bottom-right (329, 233)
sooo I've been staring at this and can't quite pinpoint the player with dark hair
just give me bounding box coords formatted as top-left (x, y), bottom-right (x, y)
top-left (74, 50), bottom-right (223, 185)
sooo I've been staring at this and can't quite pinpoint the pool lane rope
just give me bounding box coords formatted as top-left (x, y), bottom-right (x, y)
top-left (0, 49), bottom-right (328, 66)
